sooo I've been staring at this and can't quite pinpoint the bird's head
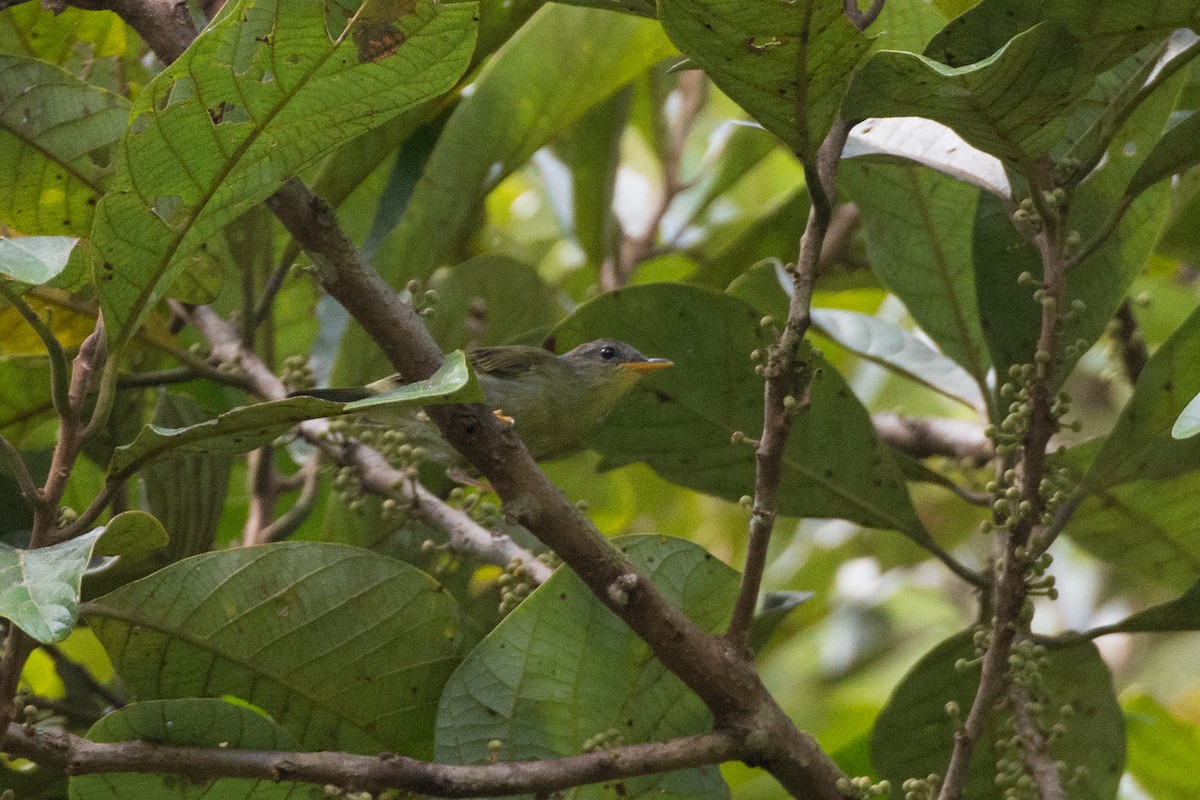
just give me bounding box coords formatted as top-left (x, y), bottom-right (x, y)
top-left (558, 338), bottom-right (672, 400)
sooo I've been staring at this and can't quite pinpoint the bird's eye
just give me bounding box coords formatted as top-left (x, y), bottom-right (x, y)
top-left (599, 346), bottom-right (616, 360)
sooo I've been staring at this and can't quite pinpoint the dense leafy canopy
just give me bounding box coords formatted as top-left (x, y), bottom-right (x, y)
top-left (4, 2), bottom-right (1200, 800)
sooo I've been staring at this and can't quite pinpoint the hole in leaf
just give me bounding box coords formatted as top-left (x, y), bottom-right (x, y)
top-left (151, 195), bottom-right (189, 229)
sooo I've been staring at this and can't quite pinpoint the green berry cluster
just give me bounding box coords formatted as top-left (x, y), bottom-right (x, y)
top-left (404, 278), bottom-right (439, 320)
top-left (329, 464), bottom-right (366, 512)
top-left (280, 354), bottom-right (315, 393)
top-left (900, 773), bottom-right (941, 800)
top-left (836, 775), bottom-right (890, 799)
top-left (581, 727), bottom-right (623, 753)
top-left (447, 486), bottom-right (503, 529)
top-left (497, 558), bottom-right (534, 615)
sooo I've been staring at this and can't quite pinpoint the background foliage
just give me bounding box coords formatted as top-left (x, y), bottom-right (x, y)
top-left (5, 1), bottom-right (1200, 798)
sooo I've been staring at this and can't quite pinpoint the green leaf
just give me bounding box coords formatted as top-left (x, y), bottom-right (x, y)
top-left (85, 542), bottom-right (461, 756)
top-left (924, 0), bottom-right (1200, 73)
top-left (1081, 304), bottom-right (1200, 490)
top-left (1128, 110), bottom-right (1200, 202)
top-left (375, 5), bottom-right (673, 285)
top-left (871, 631), bottom-right (1124, 800)
top-left (555, 88), bottom-right (630, 267)
top-left (0, 527), bottom-right (104, 643)
top-left (550, 284), bottom-right (928, 538)
top-left (0, 355), bottom-right (56, 449)
top-left (0, 56), bottom-right (128, 237)
top-left (141, 391), bottom-right (233, 564)
top-left (838, 162), bottom-right (990, 382)
top-left (810, 307), bottom-right (984, 410)
top-left (93, 510), bottom-right (169, 559)
top-left (1057, 40), bottom-right (1173, 186)
top-left (844, 23), bottom-right (1095, 168)
top-left (658, 0), bottom-right (870, 160)
top-left (1100, 580), bottom-right (1200, 633)
top-left (109, 351), bottom-right (481, 477)
top-left (1124, 694), bottom-right (1200, 800)
top-left (70, 698), bottom-right (311, 800)
top-left (92, 0), bottom-right (478, 355)
top-left (436, 535), bottom-right (731, 799)
top-left (973, 53), bottom-right (1178, 386)
top-left (1064, 470), bottom-right (1200, 591)
top-left (0, 236), bottom-right (79, 285)
top-left (554, 0), bottom-right (657, 17)
top-left (424, 255), bottom-right (559, 352)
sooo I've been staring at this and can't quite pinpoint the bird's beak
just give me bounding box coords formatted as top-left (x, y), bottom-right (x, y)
top-left (620, 358), bottom-right (673, 373)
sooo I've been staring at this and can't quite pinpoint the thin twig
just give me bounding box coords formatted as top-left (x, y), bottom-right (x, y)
top-left (843, 0), bottom-right (885, 29)
top-left (42, 644), bottom-right (125, 710)
top-left (117, 366), bottom-right (246, 390)
top-left (0, 280), bottom-right (71, 418)
top-left (725, 120), bottom-right (849, 649)
top-left (0, 431), bottom-right (41, 509)
top-left (179, 304), bottom-right (554, 583)
top-left (257, 455), bottom-right (321, 544)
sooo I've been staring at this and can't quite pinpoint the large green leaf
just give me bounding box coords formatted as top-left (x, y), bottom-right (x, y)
top-left (109, 350), bottom-right (481, 477)
top-left (871, 631), bottom-right (1124, 800)
top-left (658, 0), bottom-right (870, 161)
top-left (1080, 304), bottom-right (1200, 491)
top-left (1123, 694), bottom-right (1200, 800)
top-left (374, 5), bottom-right (673, 286)
top-left (924, 0), bottom-right (1200, 72)
top-left (844, 23), bottom-right (1095, 169)
top-left (84, 542), bottom-right (462, 756)
top-left (141, 391), bottom-right (233, 564)
top-left (0, 354), bottom-right (55, 448)
top-left (424, 255), bottom-right (559, 351)
top-left (436, 535), bottom-right (731, 799)
top-left (1128, 110), bottom-right (1200, 202)
top-left (972, 63), bottom-right (1178, 385)
top-left (840, 162), bottom-right (989, 381)
top-left (0, 236), bottom-right (79, 285)
top-left (550, 284), bottom-right (928, 538)
top-left (70, 699), bottom-right (313, 800)
top-left (0, 55), bottom-right (128, 236)
top-left (92, 0), bottom-right (478, 355)
top-left (1064, 470), bottom-right (1200, 591)
top-left (1098, 580), bottom-right (1200, 634)
top-left (0, 527), bottom-right (104, 643)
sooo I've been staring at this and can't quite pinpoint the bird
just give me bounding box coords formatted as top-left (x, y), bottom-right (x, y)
top-left (298, 338), bottom-right (671, 464)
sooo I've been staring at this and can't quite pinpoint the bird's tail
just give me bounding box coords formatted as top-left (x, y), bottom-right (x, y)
top-left (287, 388), bottom-right (371, 403)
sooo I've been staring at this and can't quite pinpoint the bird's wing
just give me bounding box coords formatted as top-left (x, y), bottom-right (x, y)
top-left (467, 346), bottom-right (553, 379)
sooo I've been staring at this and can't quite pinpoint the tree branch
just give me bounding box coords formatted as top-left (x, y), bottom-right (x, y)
top-left (4, 723), bottom-right (742, 798)
top-left (873, 412), bottom-right (993, 465)
top-left (726, 120), bottom-right (849, 649)
top-left (938, 176), bottom-right (1071, 800)
top-left (180, 303), bottom-right (555, 584)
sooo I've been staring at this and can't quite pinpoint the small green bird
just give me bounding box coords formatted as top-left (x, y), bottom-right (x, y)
top-left (303, 339), bottom-right (671, 463)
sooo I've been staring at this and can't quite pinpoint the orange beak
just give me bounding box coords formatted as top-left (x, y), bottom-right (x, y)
top-left (619, 358), bottom-right (673, 373)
